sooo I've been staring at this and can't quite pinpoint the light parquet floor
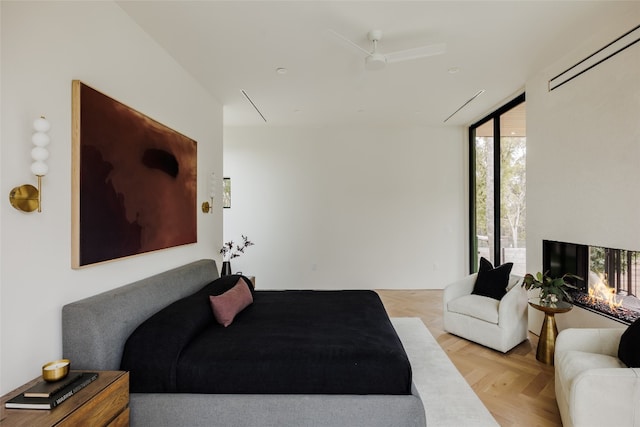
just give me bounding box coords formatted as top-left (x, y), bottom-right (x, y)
top-left (376, 289), bottom-right (562, 427)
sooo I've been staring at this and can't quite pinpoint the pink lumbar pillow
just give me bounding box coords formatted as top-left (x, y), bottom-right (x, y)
top-left (209, 278), bottom-right (253, 327)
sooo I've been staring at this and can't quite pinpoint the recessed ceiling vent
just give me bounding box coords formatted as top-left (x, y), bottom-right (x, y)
top-left (241, 89), bottom-right (267, 123)
top-left (443, 89), bottom-right (485, 123)
top-left (548, 24), bottom-right (640, 91)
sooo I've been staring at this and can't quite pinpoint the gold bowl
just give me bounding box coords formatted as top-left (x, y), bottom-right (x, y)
top-left (42, 359), bottom-right (70, 382)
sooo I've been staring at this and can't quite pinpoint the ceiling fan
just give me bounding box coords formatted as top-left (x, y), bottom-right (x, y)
top-left (330, 29), bottom-right (446, 71)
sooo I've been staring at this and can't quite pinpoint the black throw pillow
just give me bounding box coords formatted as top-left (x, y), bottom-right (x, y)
top-left (471, 257), bottom-right (513, 300)
top-left (618, 317), bottom-right (640, 367)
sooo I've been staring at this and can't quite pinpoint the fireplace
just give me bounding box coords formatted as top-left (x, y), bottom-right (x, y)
top-left (543, 240), bottom-right (640, 325)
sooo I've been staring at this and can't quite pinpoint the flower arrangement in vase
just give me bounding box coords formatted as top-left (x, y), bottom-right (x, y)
top-left (521, 271), bottom-right (581, 305)
top-left (219, 235), bottom-right (254, 276)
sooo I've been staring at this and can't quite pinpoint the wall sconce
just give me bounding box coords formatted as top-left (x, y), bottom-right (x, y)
top-left (201, 172), bottom-right (215, 214)
top-left (9, 116), bottom-right (51, 213)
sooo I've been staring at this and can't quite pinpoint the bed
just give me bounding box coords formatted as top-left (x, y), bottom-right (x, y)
top-left (62, 259), bottom-right (426, 427)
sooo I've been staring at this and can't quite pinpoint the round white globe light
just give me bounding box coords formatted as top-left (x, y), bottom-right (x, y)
top-left (31, 161), bottom-right (49, 176)
top-left (32, 132), bottom-right (50, 147)
top-left (33, 117), bottom-right (51, 133)
top-left (31, 146), bottom-right (49, 162)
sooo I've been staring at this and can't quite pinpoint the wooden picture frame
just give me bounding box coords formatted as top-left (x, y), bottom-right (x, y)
top-left (71, 80), bottom-right (197, 268)
top-left (223, 177), bottom-right (231, 208)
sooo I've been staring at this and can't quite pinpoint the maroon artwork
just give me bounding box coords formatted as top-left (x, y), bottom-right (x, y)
top-left (73, 81), bottom-right (197, 267)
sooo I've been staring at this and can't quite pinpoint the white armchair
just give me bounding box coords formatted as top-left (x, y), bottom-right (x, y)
top-left (555, 328), bottom-right (639, 427)
top-left (443, 273), bottom-right (527, 353)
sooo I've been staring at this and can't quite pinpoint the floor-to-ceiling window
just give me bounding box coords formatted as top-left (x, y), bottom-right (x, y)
top-left (469, 94), bottom-right (526, 275)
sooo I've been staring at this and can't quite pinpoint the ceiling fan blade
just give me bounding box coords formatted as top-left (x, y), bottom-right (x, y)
top-left (385, 43), bottom-right (446, 63)
top-left (327, 29), bottom-right (371, 57)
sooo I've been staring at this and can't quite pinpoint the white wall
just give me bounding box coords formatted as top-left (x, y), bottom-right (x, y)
top-left (223, 125), bottom-right (467, 290)
top-left (0, 1), bottom-right (223, 393)
top-left (526, 15), bottom-right (640, 331)
top-left (225, 11), bottom-right (640, 335)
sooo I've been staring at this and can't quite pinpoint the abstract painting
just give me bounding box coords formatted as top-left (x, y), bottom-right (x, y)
top-left (71, 80), bottom-right (197, 268)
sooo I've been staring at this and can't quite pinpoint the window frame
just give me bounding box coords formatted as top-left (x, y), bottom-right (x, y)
top-left (468, 93), bottom-right (526, 273)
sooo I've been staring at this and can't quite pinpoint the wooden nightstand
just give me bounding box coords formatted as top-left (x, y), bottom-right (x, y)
top-left (0, 371), bottom-right (129, 426)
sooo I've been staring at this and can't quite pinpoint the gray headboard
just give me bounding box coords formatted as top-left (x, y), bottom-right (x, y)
top-left (62, 259), bottom-right (219, 371)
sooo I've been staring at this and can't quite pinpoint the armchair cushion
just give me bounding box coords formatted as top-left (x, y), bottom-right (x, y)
top-left (555, 349), bottom-right (626, 400)
top-left (618, 317), bottom-right (640, 367)
top-left (471, 257), bottom-right (513, 300)
top-left (446, 294), bottom-right (499, 324)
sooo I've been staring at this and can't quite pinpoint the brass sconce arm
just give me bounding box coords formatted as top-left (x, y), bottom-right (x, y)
top-left (201, 172), bottom-right (215, 214)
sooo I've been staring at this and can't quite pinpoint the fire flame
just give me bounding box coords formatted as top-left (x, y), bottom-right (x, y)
top-left (587, 273), bottom-right (623, 311)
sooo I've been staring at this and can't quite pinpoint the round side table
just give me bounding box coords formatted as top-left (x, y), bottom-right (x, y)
top-left (528, 299), bottom-right (572, 365)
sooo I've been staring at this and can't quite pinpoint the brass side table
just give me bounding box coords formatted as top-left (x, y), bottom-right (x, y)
top-left (528, 299), bottom-right (572, 365)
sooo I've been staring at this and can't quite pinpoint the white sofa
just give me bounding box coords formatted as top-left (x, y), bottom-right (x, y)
top-left (555, 327), bottom-right (640, 427)
top-left (443, 273), bottom-right (527, 353)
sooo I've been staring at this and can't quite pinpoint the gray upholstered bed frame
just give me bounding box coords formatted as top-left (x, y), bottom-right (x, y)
top-left (62, 259), bottom-right (426, 427)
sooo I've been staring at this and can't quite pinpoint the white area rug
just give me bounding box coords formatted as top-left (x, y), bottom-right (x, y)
top-left (391, 317), bottom-right (499, 427)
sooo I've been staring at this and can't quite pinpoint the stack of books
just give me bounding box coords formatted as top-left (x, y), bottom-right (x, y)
top-left (5, 372), bottom-right (98, 410)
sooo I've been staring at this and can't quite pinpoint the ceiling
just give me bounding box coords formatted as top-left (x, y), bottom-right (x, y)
top-left (117, 1), bottom-right (636, 128)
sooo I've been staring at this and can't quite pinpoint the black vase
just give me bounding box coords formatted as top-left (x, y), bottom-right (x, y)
top-left (221, 261), bottom-right (232, 276)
